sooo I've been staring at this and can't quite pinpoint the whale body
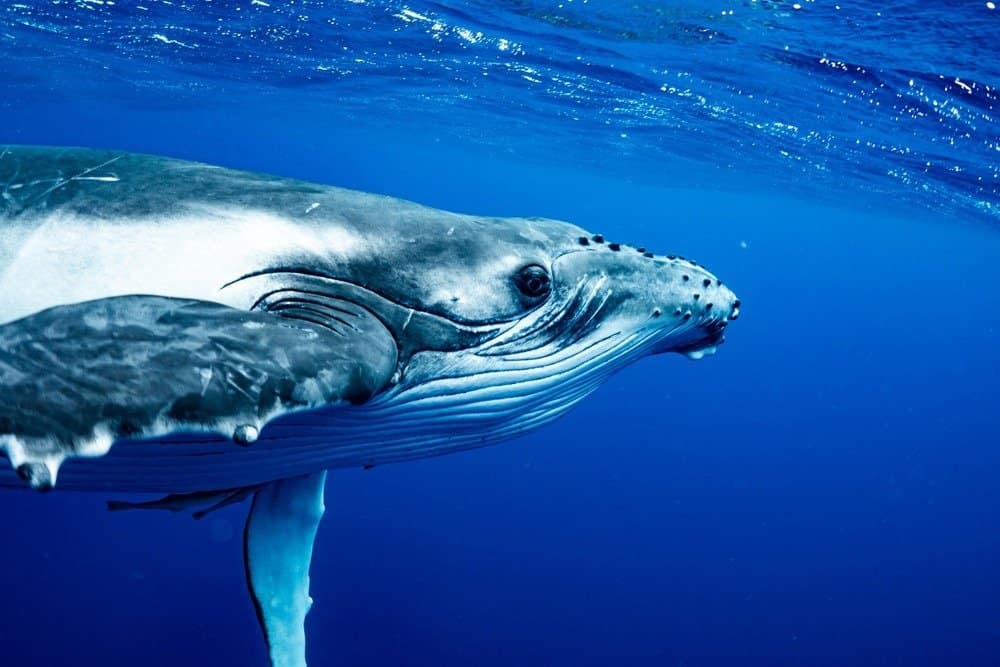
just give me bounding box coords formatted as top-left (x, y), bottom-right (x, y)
top-left (0, 146), bottom-right (740, 666)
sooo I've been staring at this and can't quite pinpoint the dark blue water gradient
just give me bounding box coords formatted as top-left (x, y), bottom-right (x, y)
top-left (1, 0), bottom-right (998, 224)
top-left (1, 2), bottom-right (1000, 666)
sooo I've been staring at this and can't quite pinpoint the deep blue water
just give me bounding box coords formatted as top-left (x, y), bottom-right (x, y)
top-left (2, 1), bottom-right (1000, 665)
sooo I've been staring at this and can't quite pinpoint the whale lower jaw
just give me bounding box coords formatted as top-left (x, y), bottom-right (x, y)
top-left (683, 345), bottom-right (718, 360)
top-left (675, 325), bottom-right (726, 361)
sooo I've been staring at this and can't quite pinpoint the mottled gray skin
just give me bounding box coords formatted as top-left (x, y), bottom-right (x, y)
top-left (0, 146), bottom-right (740, 493)
top-left (0, 296), bottom-right (395, 480)
top-left (0, 146), bottom-right (580, 324)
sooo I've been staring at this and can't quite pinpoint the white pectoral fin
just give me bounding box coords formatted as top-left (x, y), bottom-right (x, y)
top-left (244, 471), bottom-right (328, 667)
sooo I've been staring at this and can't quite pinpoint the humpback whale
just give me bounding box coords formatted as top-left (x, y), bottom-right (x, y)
top-left (0, 146), bottom-right (740, 666)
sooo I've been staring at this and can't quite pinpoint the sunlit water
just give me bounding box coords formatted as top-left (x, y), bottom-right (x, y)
top-left (2, 0), bottom-right (998, 223)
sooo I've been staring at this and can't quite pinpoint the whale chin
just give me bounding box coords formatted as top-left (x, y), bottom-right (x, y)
top-left (652, 310), bottom-right (731, 360)
top-left (681, 345), bottom-right (719, 361)
top-left (673, 331), bottom-right (727, 361)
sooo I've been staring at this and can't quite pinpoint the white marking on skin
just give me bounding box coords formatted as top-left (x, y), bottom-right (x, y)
top-left (82, 310), bottom-right (109, 330)
top-left (293, 378), bottom-right (329, 405)
top-left (1, 425), bottom-right (115, 490)
top-left (305, 202), bottom-right (320, 214)
top-left (0, 207), bottom-right (365, 323)
top-left (76, 175), bottom-right (120, 183)
top-left (315, 223), bottom-right (366, 257)
top-left (425, 253), bottom-right (522, 319)
top-left (518, 221), bottom-right (565, 243)
top-left (199, 368), bottom-right (214, 395)
top-left (1, 436), bottom-right (29, 471)
top-left (226, 374), bottom-right (256, 402)
top-left (32, 156), bottom-right (121, 202)
top-left (446, 227), bottom-right (454, 236)
top-left (73, 425), bottom-right (115, 458)
top-left (401, 308), bottom-right (414, 332)
top-left (42, 456), bottom-right (63, 486)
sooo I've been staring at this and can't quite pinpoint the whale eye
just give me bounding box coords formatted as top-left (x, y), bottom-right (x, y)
top-left (513, 264), bottom-right (551, 300)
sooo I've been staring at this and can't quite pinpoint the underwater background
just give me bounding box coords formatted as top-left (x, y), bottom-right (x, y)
top-left (1, 1), bottom-right (999, 665)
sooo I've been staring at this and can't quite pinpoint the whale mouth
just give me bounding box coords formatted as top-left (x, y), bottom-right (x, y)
top-left (670, 317), bottom-right (730, 361)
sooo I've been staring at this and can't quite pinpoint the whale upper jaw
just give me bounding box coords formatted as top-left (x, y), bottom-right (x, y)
top-left (632, 262), bottom-right (740, 362)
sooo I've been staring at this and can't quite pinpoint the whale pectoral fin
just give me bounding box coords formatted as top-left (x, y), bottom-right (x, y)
top-left (0, 294), bottom-right (397, 490)
top-left (244, 471), bottom-right (327, 667)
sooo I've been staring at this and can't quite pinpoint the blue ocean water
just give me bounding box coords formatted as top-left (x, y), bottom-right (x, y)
top-left (1, 1), bottom-right (999, 665)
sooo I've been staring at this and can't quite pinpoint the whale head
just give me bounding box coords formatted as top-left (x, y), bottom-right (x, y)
top-left (245, 211), bottom-right (742, 453)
